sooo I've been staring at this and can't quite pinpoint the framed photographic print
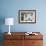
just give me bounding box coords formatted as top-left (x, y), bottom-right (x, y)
top-left (18, 10), bottom-right (36, 23)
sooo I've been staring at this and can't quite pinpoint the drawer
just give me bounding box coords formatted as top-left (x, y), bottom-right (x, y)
top-left (15, 35), bottom-right (24, 40)
top-left (4, 40), bottom-right (24, 46)
top-left (32, 40), bottom-right (43, 46)
top-left (4, 35), bottom-right (24, 40)
top-left (24, 40), bottom-right (43, 46)
top-left (4, 40), bottom-right (16, 46)
top-left (25, 35), bottom-right (43, 40)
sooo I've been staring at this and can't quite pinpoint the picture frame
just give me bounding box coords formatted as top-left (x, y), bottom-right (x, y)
top-left (18, 10), bottom-right (36, 23)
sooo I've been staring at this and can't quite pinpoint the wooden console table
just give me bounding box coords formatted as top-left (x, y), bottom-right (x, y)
top-left (4, 32), bottom-right (43, 46)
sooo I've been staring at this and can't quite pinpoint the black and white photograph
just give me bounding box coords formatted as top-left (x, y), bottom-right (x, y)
top-left (19, 10), bottom-right (36, 23)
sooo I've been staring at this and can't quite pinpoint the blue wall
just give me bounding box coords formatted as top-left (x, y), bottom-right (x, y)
top-left (0, 0), bottom-right (46, 46)
top-left (0, 0), bottom-right (46, 32)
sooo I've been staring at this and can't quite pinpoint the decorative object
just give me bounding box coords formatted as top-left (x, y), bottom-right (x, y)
top-left (25, 32), bottom-right (38, 35)
top-left (5, 18), bottom-right (14, 35)
top-left (19, 10), bottom-right (36, 23)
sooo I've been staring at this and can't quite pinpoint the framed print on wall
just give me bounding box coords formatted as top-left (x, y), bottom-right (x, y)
top-left (18, 10), bottom-right (36, 24)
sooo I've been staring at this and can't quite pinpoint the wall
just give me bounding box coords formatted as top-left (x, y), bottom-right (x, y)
top-left (0, 0), bottom-right (46, 32)
top-left (0, 0), bottom-right (46, 46)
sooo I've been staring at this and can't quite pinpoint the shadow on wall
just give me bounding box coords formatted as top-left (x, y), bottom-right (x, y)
top-left (0, 16), bottom-right (5, 46)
